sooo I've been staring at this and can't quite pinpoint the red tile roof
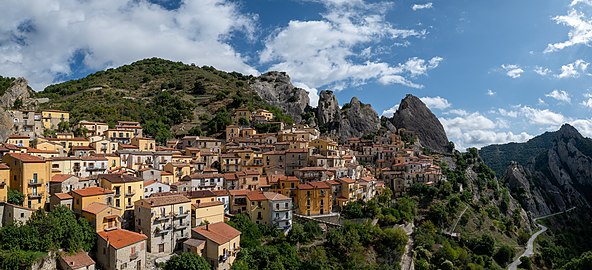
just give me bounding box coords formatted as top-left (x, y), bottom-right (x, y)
top-left (192, 201), bottom-right (224, 208)
top-left (5, 153), bottom-right (45, 163)
top-left (0, 163), bottom-right (9, 169)
top-left (338, 177), bottom-right (355, 184)
top-left (137, 195), bottom-right (190, 207)
top-left (193, 222), bottom-right (241, 245)
top-left (82, 202), bottom-right (110, 215)
top-left (228, 190), bottom-right (249, 196)
top-left (51, 174), bottom-right (76, 183)
top-left (54, 193), bottom-right (73, 200)
top-left (71, 187), bottom-right (114, 197)
top-left (59, 251), bottom-right (95, 269)
top-left (98, 229), bottom-right (147, 249)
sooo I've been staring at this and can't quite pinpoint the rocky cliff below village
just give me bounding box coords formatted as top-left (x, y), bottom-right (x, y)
top-left (389, 94), bottom-right (451, 153)
top-left (481, 124), bottom-right (592, 216)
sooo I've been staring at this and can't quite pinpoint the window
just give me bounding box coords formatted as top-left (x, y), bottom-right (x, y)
top-left (116, 199), bottom-right (120, 207)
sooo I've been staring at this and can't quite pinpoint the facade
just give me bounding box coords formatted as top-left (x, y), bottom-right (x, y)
top-left (41, 110), bottom-right (70, 129)
top-left (143, 180), bottom-right (170, 197)
top-left (246, 191), bottom-right (292, 231)
top-left (295, 181), bottom-right (332, 216)
top-left (134, 195), bottom-right (192, 254)
top-left (77, 121), bottom-right (109, 137)
top-left (96, 229), bottom-right (147, 270)
top-left (58, 251), bottom-right (96, 270)
top-left (71, 187), bottom-right (115, 215)
top-left (0, 164), bottom-right (8, 202)
top-left (81, 202), bottom-right (121, 232)
top-left (99, 174), bottom-right (144, 227)
top-left (191, 201), bottom-right (225, 227)
top-left (2, 153), bottom-right (51, 209)
top-left (191, 222), bottom-right (241, 270)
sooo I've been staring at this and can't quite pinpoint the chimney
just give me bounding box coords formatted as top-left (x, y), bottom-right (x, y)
top-left (206, 223), bottom-right (209, 230)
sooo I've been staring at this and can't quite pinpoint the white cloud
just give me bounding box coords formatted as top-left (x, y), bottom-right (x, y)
top-left (501, 64), bottom-right (524, 78)
top-left (412, 3), bottom-right (433, 11)
top-left (544, 9), bottom-right (592, 53)
top-left (519, 106), bottom-right (567, 126)
top-left (487, 89), bottom-right (495, 96)
top-left (441, 112), bottom-right (532, 149)
top-left (538, 98), bottom-right (547, 105)
top-left (444, 109), bottom-right (468, 116)
top-left (557, 59), bottom-right (589, 78)
top-left (292, 82), bottom-right (320, 107)
top-left (570, 119), bottom-right (592, 137)
top-left (570, 0), bottom-right (592, 7)
top-left (381, 103), bottom-right (399, 117)
top-left (545, 90), bottom-right (572, 103)
top-left (259, 1), bottom-right (441, 90)
top-left (498, 108), bottom-right (518, 118)
top-left (582, 98), bottom-right (592, 108)
top-left (419, 96), bottom-right (451, 110)
top-left (0, 0), bottom-right (258, 90)
top-left (534, 66), bottom-right (552, 76)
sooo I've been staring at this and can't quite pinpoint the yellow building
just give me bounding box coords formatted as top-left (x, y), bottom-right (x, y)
top-left (81, 202), bottom-right (121, 232)
top-left (104, 129), bottom-right (135, 144)
top-left (35, 141), bottom-right (65, 154)
top-left (191, 201), bottom-right (225, 227)
top-left (246, 191), bottom-right (292, 230)
top-left (254, 109), bottom-right (274, 121)
top-left (2, 153), bottom-right (51, 209)
top-left (71, 187), bottom-right (115, 215)
top-left (41, 110), bottom-right (70, 129)
top-left (163, 162), bottom-right (191, 182)
top-left (6, 135), bottom-right (30, 147)
top-left (0, 163), bottom-right (9, 202)
top-left (99, 174), bottom-right (144, 228)
top-left (131, 137), bottom-right (156, 151)
top-left (77, 121), bottom-right (109, 137)
top-left (337, 177), bottom-right (357, 208)
top-left (41, 137), bottom-right (90, 153)
top-left (220, 154), bottom-right (240, 173)
top-left (310, 138), bottom-right (338, 154)
top-left (296, 181), bottom-right (332, 216)
top-left (232, 108), bottom-right (252, 124)
top-left (191, 222), bottom-right (241, 270)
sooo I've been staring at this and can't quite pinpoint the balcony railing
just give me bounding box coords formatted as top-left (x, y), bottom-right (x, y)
top-left (155, 226), bottom-right (172, 234)
top-left (0, 180), bottom-right (6, 187)
top-left (87, 167), bottom-right (106, 171)
top-left (28, 179), bottom-right (42, 186)
top-left (125, 191), bottom-right (136, 197)
top-left (125, 205), bottom-right (133, 209)
top-left (28, 192), bottom-right (44, 199)
top-left (174, 210), bottom-right (190, 219)
top-left (114, 193), bottom-right (121, 197)
top-left (130, 252), bottom-right (138, 261)
top-left (174, 223), bottom-right (189, 230)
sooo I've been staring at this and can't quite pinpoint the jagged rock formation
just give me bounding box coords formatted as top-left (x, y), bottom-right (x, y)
top-left (250, 71), bottom-right (310, 123)
top-left (0, 77), bottom-right (34, 142)
top-left (316, 90), bottom-right (381, 141)
top-left (482, 124), bottom-right (592, 216)
top-left (390, 94), bottom-right (450, 153)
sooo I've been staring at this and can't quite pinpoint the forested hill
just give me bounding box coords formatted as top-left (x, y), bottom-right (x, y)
top-left (34, 58), bottom-right (293, 143)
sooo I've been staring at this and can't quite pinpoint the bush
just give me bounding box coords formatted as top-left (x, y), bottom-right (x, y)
top-left (493, 245), bottom-right (515, 266)
top-left (164, 252), bottom-right (211, 270)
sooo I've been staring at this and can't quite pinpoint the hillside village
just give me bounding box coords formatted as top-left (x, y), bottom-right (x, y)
top-left (0, 105), bottom-right (445, 270)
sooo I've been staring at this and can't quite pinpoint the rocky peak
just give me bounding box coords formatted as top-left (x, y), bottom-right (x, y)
top-left (0, 77), bottom-right (32, 109)
top-left (249, 72), bottom-right (310, 123)
top-left (317, 90), bottom-right (340, 126)
top-left (556, 123), bottom-right (582, 140)
top-left (390, 94), bottom-right (450, 153)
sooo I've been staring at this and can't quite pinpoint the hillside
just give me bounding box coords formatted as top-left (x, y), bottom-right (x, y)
top-left (34, 58), bottom-right (297, 142)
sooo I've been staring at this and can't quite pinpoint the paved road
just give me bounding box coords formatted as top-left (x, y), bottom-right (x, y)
top-left (399, 223), bottom-right (415, 270)
top-left (507, 224), bottom-right (547, 270)
top-left (507, 207), bottom-right (576, 270)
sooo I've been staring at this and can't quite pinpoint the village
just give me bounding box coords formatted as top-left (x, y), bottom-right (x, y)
top-left (0, 107), bottom-right (445, 270)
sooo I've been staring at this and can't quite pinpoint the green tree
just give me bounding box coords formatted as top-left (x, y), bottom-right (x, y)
top-left (192, 81), bottom-right (206, 95)
top-left (57, 121), bottom-right (70, 132)
top-left (7, 189), bottom-right (24, 206)
top-left (188, 126), bottom-right (204, 136)
top-left (143, 120), bottom-right (171, 145)
top-left (164, 252), bottom-right (211, 270)
top-left (493, 245), bottom-right (515, 266)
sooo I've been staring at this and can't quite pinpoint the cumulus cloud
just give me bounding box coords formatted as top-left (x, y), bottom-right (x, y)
top-left (519, 106), bottom-right (567, 126)
top-left (0, 0), bottom-right (258, 90)
top-left (557, 59), bottom-right (589, 78)
top-left (441, 112), bottom-right (532, 149)
top-left (498, 108), bottom-right (518, 118)
top-left (501, 64), bottom-right (524, 78)
top-left (545, 90), bottom-right (572, 103)
top-left (534, 66), bottom-right (552, 76)
top-left (419, 96), bottom-right (451, 110)
top-left (412, 3), bottom-right (433, 11)
top-left (381, 103), bottom-right (399, 117)
top-left (570, 119), bottom-right (592, 137)
top-left (487, 89), bottom-right (495, 96)
top-left (571, 0), bottom-right (592, 7)
top-left (544, 9), bottom-right (592, 53)
top-left (582, 98), bottom-right (592, 108)
top-left (259, 0), bottom-right (441, 92)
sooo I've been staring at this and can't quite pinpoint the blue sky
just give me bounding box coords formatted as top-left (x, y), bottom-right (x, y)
top-left (1, 0), bottom-right (592, 149)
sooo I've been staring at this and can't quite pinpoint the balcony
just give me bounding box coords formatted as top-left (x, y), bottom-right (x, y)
top-left (125, 191), bottom-right (136, 197)
top-left (154, 213), bottom-right (172, 221)
top-left (125, 205), bottom-right (134, 209)
top-left (0, 180), bottom-right (5, 187)
top-left (174, 223), bottom-right (189, 230)
top-left (87, 166), bottom-right (106, 171)
top-left (174, 210), bottom-right (190, 219)
top-left (114, 193), bottom-right (122, 197)
top-left (28, 180), bottom-right (43, 186)
top-left (130, 252), bottom-right (139, 261)
top-left (155, 226), bottom-right (172, 234)
top-left (73, 165), bottom-right (81, 172)
top-left (28, 192), bottom-right (44, 199)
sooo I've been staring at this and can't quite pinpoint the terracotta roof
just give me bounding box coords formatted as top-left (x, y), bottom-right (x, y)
top-left (99, 174), bottom-right (143, 183)
top-left (325, 180), bottom-right (340, 185)
top-left (82, 202), bottom-right (109, 215)
top-left (25, 147), bottom-right (58, 154)
top-left (71, 187), bottom-right (114, 197)
top-left (192, 201), bottom-right (224, 208)
top-left (54, 193), bottom-right (73, 200)
top-left (298, 183), bottom-right (313, 190)
top-left (192, 222), bottom-right (241, 245)
top-left (286, 148), bottom-right (308, 153)
top-left (309, 181), bottom-right (331, 189)
top-left (80, 156), bottom-right (107, 161)
top-left (228, 190), bottom-right (249, 196)
top-left (213, 190), bottom-right (230, 196)
top-left (137, 195), bottom-right (190, 207)
top-left (297, 167), bottom-right (326, 171)
top-left (143, 180), bottom-right (157, 186)
top-left (71, 145), bottom-right (93, 151)
top-left (98, 229), bottom-right (147, 249)
top-left (51, 174), bottom-right (77, 183)
top-left (247, 191), bottom-right (290, 201)
top-left (183, 238), bottom-right (205, 249)
top-left (59, 251), bottom-right (95, 269)
top-left (0, 163), bottom-right (9, 169)
top-left (5, 153), bottom-right (45, 163)
top-left (338, 177), bottom-right (355, 184)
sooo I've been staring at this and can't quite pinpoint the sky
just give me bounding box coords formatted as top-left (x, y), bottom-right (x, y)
top-left (2, 0), bottom-right (592, 150)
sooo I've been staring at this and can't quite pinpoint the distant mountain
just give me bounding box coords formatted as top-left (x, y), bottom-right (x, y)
top-left (481, 124), bottom-right (592, 216)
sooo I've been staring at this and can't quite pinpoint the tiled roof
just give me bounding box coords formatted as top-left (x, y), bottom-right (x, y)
top-left (51, 174), bottom-right (77, 183)
top-left (71, 187), bottom-right (114, 197)
top-left (338, 177), bottom-right (355, 184)
top-left (82, 202), bottom-right (109, 215)
top-left (192, 222), bottom-right (241, 245)
top-left (309, 181), bottom-right (331, 189)
top-left (6, 153), bottom-right (45, 162)
top-left (99, 174), bottom-right (143, 183)
top-left (228, 190), bottom-right (249, 196)
top-left (54, 193), bottom-right (73, 200)
top-left (213, 190), bottom-right (230, 196)
top-left (137, 195), bottom-right (190, 207)
top-left (59, 251), bottom-right (95, 269)
top-left (183, 238), bottom-right (205, 248)
top-left (143, 180), bottom-right (157, 186)
top-left (0, 163), bottom-right (9, 169)
top-left (98, 229), bottom-right (147, 249)
top-left (247, 191), bottom-right (290, 201)
top-left (192, 201), bottom-right (224, 208)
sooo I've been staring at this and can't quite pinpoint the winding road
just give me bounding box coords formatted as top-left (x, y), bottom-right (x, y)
top-left (507, 207), bottom-right (576, 270)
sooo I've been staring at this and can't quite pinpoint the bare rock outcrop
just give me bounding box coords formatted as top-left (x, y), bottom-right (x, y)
top-left (390, 94), bottom-right (450, 153)
top-left (0, 77), bottom-right (34, 142)
top-left (250, 71), bottom-right (310, 123)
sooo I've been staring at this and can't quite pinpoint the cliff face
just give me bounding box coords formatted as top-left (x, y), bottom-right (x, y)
top-left (390, 94), bottom-right (450, 153)
top-left (316, 90), bottom-right (381, 141)
top-left (492, 124), bottom-right (592, 216)
top-left (0, 77), bottom-right (34, 142)
top-left (250, 71), bottom-right (310, 123)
